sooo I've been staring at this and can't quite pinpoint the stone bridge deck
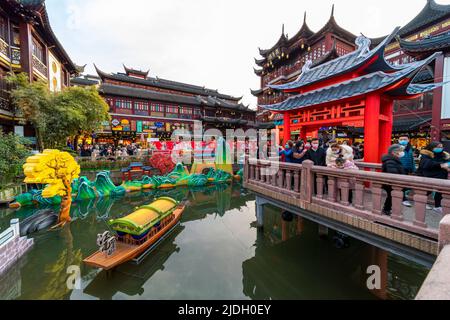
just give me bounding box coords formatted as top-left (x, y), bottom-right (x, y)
top-left (244, 159), bottom-right (450, 266)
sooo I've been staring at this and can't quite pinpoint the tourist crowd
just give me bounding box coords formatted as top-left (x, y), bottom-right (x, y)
top-left (278, 134), bottom-right (449, 215)
top-left (70, 143), bottom-right (145, 160)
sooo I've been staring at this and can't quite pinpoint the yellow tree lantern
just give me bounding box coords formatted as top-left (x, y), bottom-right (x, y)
top-left (23, 150), bottom-right (80, 227)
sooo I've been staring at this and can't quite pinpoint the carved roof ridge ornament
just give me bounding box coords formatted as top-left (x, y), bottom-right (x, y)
top-left (355, 34), bottom-right (372, 59)
top-left (296, 59), bottom-right (313, 81)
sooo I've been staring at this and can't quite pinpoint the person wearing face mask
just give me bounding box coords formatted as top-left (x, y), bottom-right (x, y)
top-left (398, 135), bottom-right (416, 175)
top-left (418, 142), bottom-right (450, 214)
top-left (305, 138), bottom-right (327, 166)
top-left (381, 145), bottom-right (408, 216)
top-left (292, 141), bottom-right (307, 164)
top-left (397, 135), bottom-right (416, 207)
top-left (279, 140), bottom-right (295, 163)
top-left (326, 143), bottom-right (354, 167)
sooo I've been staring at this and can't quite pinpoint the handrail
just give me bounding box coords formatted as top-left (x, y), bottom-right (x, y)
top-left (248, 158), bottom-right (450, 194)
top-left (245, 158), bottom-right (450, 238)
top-left (312, 165), bottom-right (450, 194)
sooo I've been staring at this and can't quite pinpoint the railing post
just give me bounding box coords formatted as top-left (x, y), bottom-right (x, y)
top-left (301, 161), bottom-right (313, 202)
top-left (293, 169), bottom-right (301, 193)
top-left (286, 170), bottom-right (292, 191)
top-left (438, 214), bottom-right (450, 252)
top-left (442, 195), bottom-right (450, 216)
top-left (339, 179), bottom-right (350, 206)
top-left (244, 156), bottom-right (250, 182)
top-left (272, 170), bottom-right (278, 187)
top-left (413, 190), bottom-right (428, 228)
top-left (255, 164), bottom-right (260, 182)
top-left (391, 186), bottom-right (404, 221)
top-left (250, 163), bottom-right (256, 180)
top-left (316, 174), bottom-right (324, 199)
top-left (327, 177), bottom-right (337, 202)
top-left (371, 183), bottom-right (383, 216)
top-left (277, 168), bottom-right (284, 189)
top-left (354, 180), bottom-right (365, 210)
top-left (261, 166), bottom-right (266, 183)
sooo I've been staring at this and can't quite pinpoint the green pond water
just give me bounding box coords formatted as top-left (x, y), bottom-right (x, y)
top-left (0, 184), bottom-right (430, 300)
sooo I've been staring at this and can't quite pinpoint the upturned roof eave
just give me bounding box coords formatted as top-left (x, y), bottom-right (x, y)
top-left (261, 52), bottom-right (441, 112)
top-left (269, 27), bottom-right (401, 92)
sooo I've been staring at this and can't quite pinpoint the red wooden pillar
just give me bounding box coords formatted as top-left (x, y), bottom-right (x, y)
top-left (311, 128), bottom-right (319, 139)
top-left (19, 22), bottom-right (33, 82)
top-left (300, 126), bottom-right (307, 142)
top-left (431, 54), bottom-right (445, 141)
top-left (283, 112), bottom-right (291, 144)
top-left (379, 97), bottom-right (394, 157)
top-left (364, 93), bottom-right (381, 163)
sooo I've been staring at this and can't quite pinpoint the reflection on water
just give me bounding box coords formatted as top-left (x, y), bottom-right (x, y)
top-left (0, 184), bottom-right (429, 300)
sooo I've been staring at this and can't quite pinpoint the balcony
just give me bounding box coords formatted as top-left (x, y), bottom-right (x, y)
top-left (0, 39), bottom-right (21, 67)
top-left (262, 63), bottom-right (302, 87)
top-left (0, 38), bottom-right (9, 61)
top-left (32, 55), bottom-right (47, 78)
top-left (0, 78), bottom-right (14, 114)
top-left (10, 47), bottom-right (20, 66)
top-left (258, 94), bottom-right (288, 106)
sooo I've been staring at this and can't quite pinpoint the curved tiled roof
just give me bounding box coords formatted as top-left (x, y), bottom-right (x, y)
top-left (123, 65), bottom-right (149, 77)
top-left (8, 0), bottom-right (79, 74)
top-left (269, 28), bottom-right (401, 92)
top-left (100, 83), bottom-right (250, 112)
top-left (71, 77), bottom-right (100, 86)
top-left (257, 6), bottom-right (355, 60)
top-left (95, 65), bottom-right (242, 102)
top-left (261, 53), bottom-right (441, 112)
top-left (399, 0), bottom-right (450, 37)
top-left (370, 0), bottom-right (450, 46)
top-left (398, 32), bottom-right (450, 53)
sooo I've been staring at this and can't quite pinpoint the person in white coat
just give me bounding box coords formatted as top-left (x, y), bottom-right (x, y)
top-left (326, 143), bottom-right (354, 167)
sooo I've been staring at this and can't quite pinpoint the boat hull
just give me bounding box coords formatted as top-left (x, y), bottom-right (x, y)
top-left (83, 206), bottom-right (184, 270)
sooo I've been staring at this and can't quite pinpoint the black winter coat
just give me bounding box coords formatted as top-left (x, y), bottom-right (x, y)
top-left (381, 154), bottom-right (406, 175)
top-left (418, 150), bottom-right (449, 180)
top-left (305, 148), bottom-right (326, 166)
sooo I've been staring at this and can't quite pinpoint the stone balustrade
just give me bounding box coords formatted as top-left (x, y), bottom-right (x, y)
top-left (0, 219), bottom-right (33, 276)
top-left (416, 216), bottom-right (450, 300)
top-left (245, 158), bottom-right (450, 241)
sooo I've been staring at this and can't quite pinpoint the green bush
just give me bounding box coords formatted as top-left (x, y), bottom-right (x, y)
top-left (0, 131), bottom-right (31, 189)
top-left (78, 159), bottom-right (134, 172)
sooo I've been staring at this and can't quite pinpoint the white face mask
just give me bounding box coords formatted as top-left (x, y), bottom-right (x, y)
top-left (398, 152), bottom-right (405, 158)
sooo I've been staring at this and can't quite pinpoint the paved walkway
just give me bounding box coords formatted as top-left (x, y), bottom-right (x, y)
top-left (350, 190), bottom-right (443, 230)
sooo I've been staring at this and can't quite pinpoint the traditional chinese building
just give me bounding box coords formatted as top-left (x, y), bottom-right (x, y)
top-left (260, 28), bottom-right (443, 164)
top-left (86, 65), bottom-right (255, 145)
top-left (253, 1), bottom-right (450, 147)
top-left (252, 6), bottom-right (357, 139)
top-left (0, 0), bottom-right (80, 141)
top-left (374, 0), bottom-right (450, 148)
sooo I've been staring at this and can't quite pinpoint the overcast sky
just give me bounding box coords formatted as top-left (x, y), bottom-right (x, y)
top-left (46, 0), bottom-right (450, 108)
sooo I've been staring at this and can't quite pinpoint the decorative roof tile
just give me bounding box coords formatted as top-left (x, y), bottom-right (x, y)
top-left (269, 28), bottom-right (401, 91)
top-left (398, 0), bottom-right (450, 37)
top-left (99, 84), bottom-right (250, 112)
top-left (95, 65), bottom-right (242, 102)
top-left (398, 32), bottom-right (450, 53)
top-left (261, 53), bottom-right (440, 112)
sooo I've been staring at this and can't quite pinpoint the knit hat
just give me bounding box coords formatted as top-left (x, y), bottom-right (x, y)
top-left (388, 144), bottom-right (404, 154)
